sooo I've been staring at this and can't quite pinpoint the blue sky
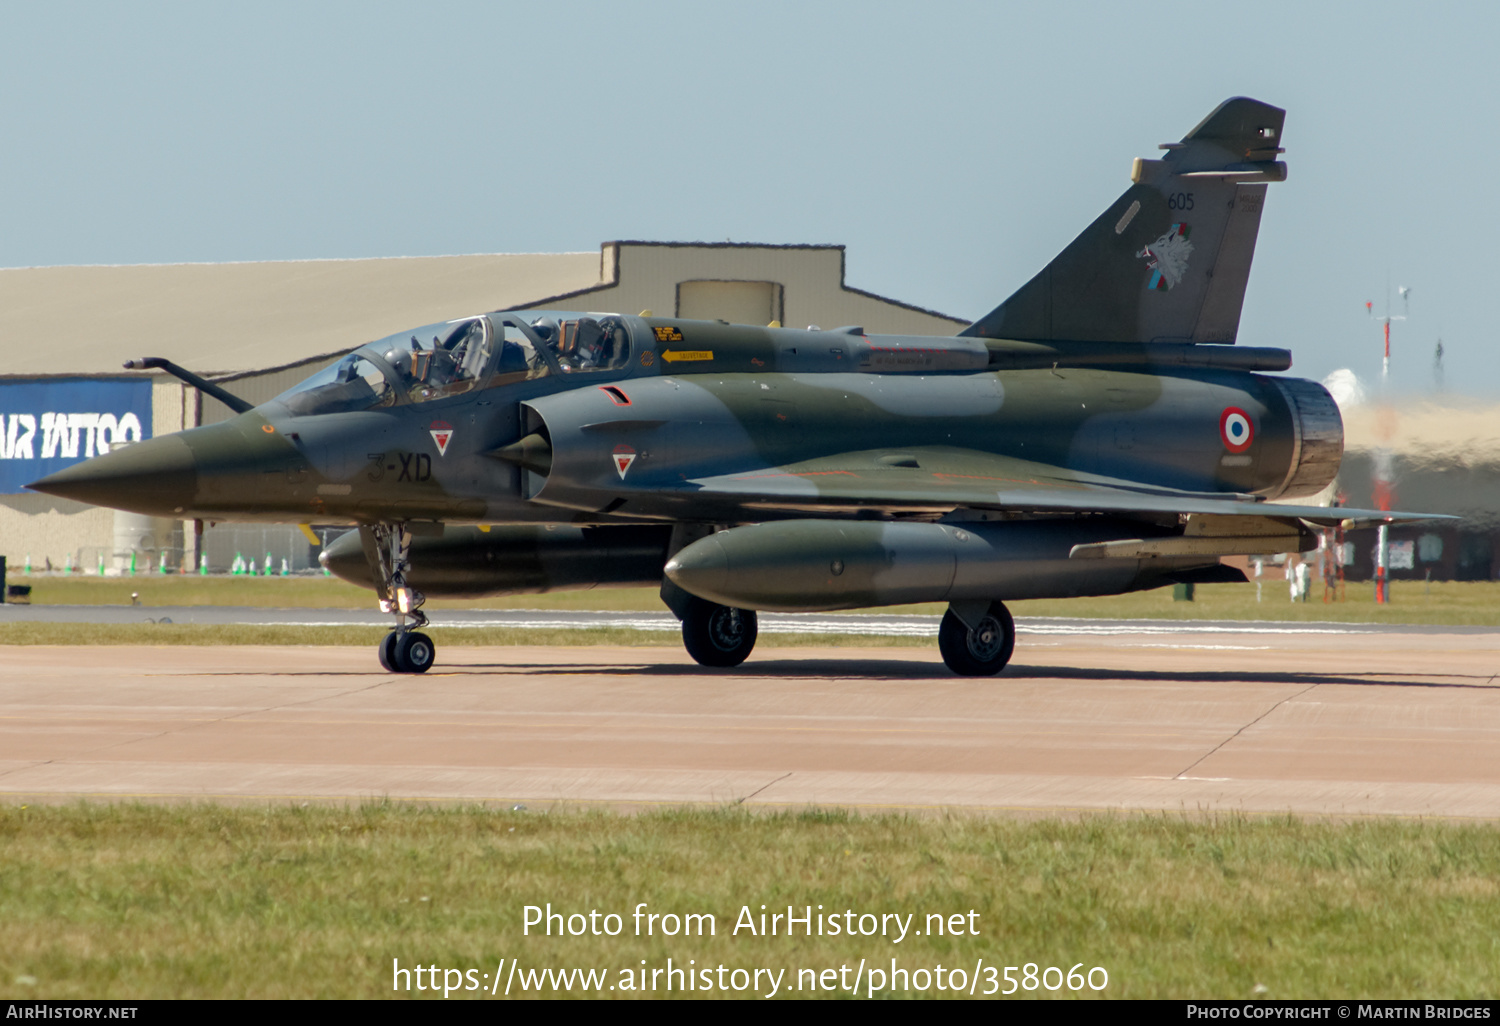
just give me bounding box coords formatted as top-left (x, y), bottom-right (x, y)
top-left (3, 1), bottom-right (1494, 394)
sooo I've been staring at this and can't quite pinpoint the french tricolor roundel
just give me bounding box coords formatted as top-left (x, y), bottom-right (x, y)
top-left (429, 420), bottom-right (454, 457)
top-left (1220, 407), bottom-right (1253, 453)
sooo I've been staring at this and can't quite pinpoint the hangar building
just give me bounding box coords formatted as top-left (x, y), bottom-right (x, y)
top-left (1334, 401), bottom-right (1500, 583)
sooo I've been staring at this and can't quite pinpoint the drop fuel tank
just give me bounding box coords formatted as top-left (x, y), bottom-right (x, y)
top-left (321, 524), bottom-right (672, 598)
top-left (664, 518), bottom-right (1245, 612)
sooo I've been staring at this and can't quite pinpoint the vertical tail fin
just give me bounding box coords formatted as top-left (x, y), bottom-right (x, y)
top-left (962, 97), bottom-right (1286, 345)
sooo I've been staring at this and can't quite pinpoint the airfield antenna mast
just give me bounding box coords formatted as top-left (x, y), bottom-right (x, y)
top-left (1365, 287), bottom-right (1408, 383)
top-left (1363, 286), bottom-right (1409, 605)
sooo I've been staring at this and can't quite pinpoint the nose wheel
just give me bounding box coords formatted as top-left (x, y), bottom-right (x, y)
top-left (938, 601), bottom-right (1015, 676)
top-left (378, 629), bottom-right (435, 674)
top-left (363, 522), bottom-right (437, 674)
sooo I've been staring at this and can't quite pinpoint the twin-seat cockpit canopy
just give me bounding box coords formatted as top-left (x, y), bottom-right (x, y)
top-left (274, 313), bottom-right (632, 417)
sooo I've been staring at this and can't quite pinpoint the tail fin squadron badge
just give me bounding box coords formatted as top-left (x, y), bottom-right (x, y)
top-left (429, 421), bottom-right (454, 457)
top-left (612, 444), bottom-right (637, 479)
top-left (1137, 222), bottom-right (1193, 291)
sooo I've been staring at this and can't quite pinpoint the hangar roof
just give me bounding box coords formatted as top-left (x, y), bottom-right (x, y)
top-left (0, 242), bottom-right (967, 380)
top-left (0, 252), bottom-right (601, 378)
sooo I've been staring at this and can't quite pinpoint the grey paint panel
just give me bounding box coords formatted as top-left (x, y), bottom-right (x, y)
top-left (1192, 185), bottom-right (1268, 343)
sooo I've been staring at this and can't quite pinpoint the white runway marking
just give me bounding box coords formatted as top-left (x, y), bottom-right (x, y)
top-left (1126, 644), bottom-right (1271, 650)
top-left (3, 605), bottom-right (1494, 641)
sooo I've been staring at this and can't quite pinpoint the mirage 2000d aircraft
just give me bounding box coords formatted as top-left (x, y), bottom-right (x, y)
top-left (30, 98), bottom-right (1445, 676)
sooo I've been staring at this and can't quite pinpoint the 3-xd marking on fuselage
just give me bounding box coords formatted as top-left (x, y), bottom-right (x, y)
top-left (396, 452), bottom-right (432, 482)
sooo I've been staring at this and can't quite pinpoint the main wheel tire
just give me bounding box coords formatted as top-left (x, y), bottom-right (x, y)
top-left (393, 631), bottom-right (436, 674)
top-left (938, 602), bottom-right (1015, 677)
top-left (377, 631), bottom-right (399, 672)
top-left (682, 599), bottom-right (758, 668)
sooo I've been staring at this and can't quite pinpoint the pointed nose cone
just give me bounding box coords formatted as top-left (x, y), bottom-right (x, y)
top-left (28, 435), bottom-right (198, 516)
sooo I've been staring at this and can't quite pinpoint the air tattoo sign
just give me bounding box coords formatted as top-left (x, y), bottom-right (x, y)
top-left (0, 379), bottom-right (152, 495)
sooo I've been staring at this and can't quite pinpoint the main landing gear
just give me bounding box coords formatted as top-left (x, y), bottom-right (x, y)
top-left (364, 522), bottom-right (436, 674)
top-left (662, 525), bottom-right (759, 670)
top-left (938, 600), bottom-right (1016, 677)
top-left (680, 596), bottom-right (758, 668)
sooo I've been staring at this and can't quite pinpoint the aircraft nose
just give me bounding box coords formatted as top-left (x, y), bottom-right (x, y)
top-left (27, 434), bottom-right (199, 516)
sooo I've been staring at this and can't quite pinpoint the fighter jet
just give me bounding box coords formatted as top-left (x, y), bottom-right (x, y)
top-left (30, 98), bottom-right (1444, 675)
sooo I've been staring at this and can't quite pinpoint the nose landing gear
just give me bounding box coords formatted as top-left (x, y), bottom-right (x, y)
top-left (363, 522), bottom-right (436, 674)
top-left (377, 626), bottom-right (436, 674)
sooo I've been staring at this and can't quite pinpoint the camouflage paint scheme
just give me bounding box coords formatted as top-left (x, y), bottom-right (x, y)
top-left (30, 98), bottom-right (1445, 674)
top-left (36, 317), bottom-right (1339, 528)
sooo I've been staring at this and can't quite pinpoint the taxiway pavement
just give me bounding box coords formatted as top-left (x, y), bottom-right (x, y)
top-left (2, 622), bottom-right (1497, 818)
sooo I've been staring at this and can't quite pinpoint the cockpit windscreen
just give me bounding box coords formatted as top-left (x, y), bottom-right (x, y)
top-left (272, 313), bottom-right (634, 417)
top-left (274, 318), bottom-right (493, 416)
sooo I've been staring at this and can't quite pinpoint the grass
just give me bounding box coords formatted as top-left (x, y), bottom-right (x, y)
top-left (8, 574), bottom-right (1500, 626)
top-left (1010, 578), bottom-right (1500, 626)
top-left (4, 575), bottom-right (1496, 647)
top-left (2, 804), bottom-right (1498, 999)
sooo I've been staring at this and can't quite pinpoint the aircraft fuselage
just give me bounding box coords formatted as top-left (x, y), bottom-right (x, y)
top-left (53, 316), bottom-right (1336, 527)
